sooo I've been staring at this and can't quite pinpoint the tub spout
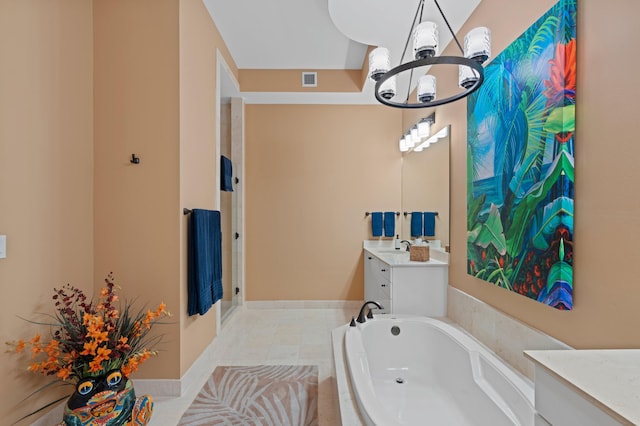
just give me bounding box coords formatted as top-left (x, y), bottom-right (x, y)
top-left (357, 301), bottom-right (384, 323)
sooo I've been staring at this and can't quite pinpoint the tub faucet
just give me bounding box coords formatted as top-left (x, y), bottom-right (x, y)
top-left (400, 240), bottom-right (412, 251)
top-left (356, 301), bottom-right (384, 324)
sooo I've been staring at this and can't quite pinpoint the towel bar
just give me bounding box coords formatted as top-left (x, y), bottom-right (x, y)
top-left (365, 212), bottom-right (400, 217)
top-left (403, 211), bottom-right (439, 217)
top-left (183, 208), bottom-right (192, 215)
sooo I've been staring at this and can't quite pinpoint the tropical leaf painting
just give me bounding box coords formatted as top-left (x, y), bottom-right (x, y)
top-left (467, 0), bottom-right (576, 310)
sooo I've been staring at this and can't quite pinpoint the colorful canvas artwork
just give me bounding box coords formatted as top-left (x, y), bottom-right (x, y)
top-left (467, 0), bottom-right (576, 310)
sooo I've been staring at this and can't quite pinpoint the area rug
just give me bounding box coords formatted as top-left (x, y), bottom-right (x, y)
top-left (178, 365), bottom-right (318, 425)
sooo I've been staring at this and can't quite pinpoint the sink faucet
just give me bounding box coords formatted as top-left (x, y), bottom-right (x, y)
top-left (353, 301), bottom-right (384, 325)
top-left (400, 240), bottom-right (412, 251)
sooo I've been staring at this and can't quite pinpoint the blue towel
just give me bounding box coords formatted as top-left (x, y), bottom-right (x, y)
top-left (410, 212), bottom-right (423, 237)
top-left (423, 212), bottom-right (437, 237)
top-left (383, 212), bottom-right (395, 237)
top-left (371, 212), bottom-right (383, 237)
top-left (221, 156), bottom-right (233, 192)
top-left (188, 209), bottom-right (223, 316)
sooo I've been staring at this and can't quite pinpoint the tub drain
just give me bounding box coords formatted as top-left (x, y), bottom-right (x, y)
top-left (391, 326), bottom-right (400, 336)
top-left (395, 378), bottom-right (404, 384)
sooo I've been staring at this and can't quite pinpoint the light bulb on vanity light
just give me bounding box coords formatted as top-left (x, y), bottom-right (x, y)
top-left (417, 118), bottom-right (432, 138)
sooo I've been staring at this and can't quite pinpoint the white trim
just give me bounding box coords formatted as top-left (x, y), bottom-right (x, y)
top-left (241, 91), bottom-right (378, 105)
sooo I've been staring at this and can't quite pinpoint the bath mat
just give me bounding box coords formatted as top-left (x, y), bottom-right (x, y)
top-left (178, 365), bottom-right (318, 425)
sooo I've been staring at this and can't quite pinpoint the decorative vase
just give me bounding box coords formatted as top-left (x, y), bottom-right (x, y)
top-left (58, 370), bottom-right (153, 426)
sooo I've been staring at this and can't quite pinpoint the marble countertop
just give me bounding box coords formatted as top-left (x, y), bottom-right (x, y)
top-left (524, 349), bottom-right (640, 425)
top-left (363, 240), bottom-right (448, 267)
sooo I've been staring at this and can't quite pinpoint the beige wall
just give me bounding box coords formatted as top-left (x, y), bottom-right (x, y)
top-left (404, 0), bottom-right (640, 349)
top-left (0, 0), bottom-right (94, 422)
top-left (245, 104), bottom-right (402, 301)
top-left (94, 0), bottom-right (182, 380)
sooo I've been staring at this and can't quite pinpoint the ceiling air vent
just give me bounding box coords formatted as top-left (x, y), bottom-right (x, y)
top-left (302, 72), bottom-right (317, 88)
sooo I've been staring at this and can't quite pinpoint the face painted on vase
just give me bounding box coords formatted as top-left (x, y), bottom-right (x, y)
top-left (64, 370), bottom-right (136, 426)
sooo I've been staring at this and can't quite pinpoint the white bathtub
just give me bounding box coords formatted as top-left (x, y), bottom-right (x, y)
top-left (344, 316), bottom-right (535, 426)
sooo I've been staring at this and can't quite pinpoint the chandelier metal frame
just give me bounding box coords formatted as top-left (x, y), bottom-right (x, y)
top-left (372, 0), bottom-right (487, 109)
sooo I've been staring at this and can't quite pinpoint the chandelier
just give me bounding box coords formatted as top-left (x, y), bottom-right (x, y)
top-left (368, 0), bottom-right (491, 109)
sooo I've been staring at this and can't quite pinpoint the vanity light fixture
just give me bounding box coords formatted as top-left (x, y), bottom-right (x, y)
top-left (369, 0), bottom-right (491, 109)
top-left (413, 125), bottom-right (448, 151)
top-left (399, 113), bottom-right (435, 152)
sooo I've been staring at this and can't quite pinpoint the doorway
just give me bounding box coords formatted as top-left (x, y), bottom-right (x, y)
top-left (217, 51), bottom-right (244, 325)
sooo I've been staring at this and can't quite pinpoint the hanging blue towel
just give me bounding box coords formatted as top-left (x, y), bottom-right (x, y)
top-left (221, 156), bottom-right (234, 192)
top-left (423, 212), bottom-right (437, 237)
top-left (371, 212), bottom-right (383, 237)
top-left (188, 209), bottom-right (223, 316)
top-left (410, 212), bottom-right (423, 237)
top-left (383, 212), bottom-right (395, 237)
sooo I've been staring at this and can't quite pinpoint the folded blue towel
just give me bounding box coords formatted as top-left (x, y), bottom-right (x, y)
top-left (423, 212), bottom-right (437, 237)
top-left (371, 212), bottom-right (383, 237)
top-left (221, 156), bottom-right (233, 192)
top-left (188, 209), bottom-right (223, 316)
top-left (383, 212), bottom-right (395, 237)
top-left (410, 212), bottom-right (423, 237)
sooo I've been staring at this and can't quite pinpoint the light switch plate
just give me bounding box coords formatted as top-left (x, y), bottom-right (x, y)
top-left (0, 235), bottom-right (6, 259)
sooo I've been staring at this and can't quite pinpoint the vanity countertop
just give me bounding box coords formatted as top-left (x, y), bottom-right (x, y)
top-left (363, 240), bottom-right (448, 267)
top-left (524, 349), bottom-right (640, 425)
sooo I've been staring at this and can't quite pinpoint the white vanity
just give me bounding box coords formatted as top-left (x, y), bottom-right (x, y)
top-left (525, 349), bottom-right (640, 426)
top-left (363, 240), bottom-right (448, 316)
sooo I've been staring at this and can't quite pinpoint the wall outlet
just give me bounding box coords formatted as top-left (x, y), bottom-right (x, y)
top-left (0, 235), bottom-right (6, 259)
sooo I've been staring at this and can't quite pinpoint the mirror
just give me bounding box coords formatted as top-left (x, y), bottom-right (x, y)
top-left (400, 125), bottom-right (450, 249)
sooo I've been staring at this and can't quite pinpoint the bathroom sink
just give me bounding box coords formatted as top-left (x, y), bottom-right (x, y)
top-left (376, 250), bottom-right (408, 255)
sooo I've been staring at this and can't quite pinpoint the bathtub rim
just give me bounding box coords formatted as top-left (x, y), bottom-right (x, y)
top-left (333, 315), bottom-right (535, 426)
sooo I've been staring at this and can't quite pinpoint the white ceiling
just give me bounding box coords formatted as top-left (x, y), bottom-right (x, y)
top-left (204, 0), bottom-right (482, 104)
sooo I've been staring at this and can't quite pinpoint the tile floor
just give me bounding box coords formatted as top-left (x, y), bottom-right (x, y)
top-left (150, 307), bottom-right (354, 425)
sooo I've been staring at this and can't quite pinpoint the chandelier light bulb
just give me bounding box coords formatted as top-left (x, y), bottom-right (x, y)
top-left (379, 75), bottom-right (397, 100)
top-left (459, 65), bottom-right (479, 89)
top-left (464, 27), bottom-right (491, 64)
top-left (369, 47), bottom-right (391, 81)
top-left (417, 75), bottom-right (437, 103)
top-left (414, 21), bottom-right (438, 59)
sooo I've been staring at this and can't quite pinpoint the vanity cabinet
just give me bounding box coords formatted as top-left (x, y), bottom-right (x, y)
top-left (364, 254), bottom-right (391, 314)
top-left (364, 249), bottom-right (447, 316)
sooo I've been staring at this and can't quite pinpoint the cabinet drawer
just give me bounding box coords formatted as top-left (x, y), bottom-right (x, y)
top-left (376, 279), bottom-right (391, 299)
top-left (377, 261), bottom-right (391, 281)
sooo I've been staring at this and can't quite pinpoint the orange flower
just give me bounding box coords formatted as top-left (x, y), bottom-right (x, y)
top-left (86, 327), bottom-right (109, 343)
top-left (100, 287), bottom-right (109, 298)
top-left (57, 365), bottom-right (72, 381)
top-left (155, 302), bottom-right (167, 317)
top-left (89, 358), bottom-right (103, 373)
top-left (81, 341), bottom-right (98, 356)
top-left (95, 346), bottom-right (112, 361)
top-left (14, 340), bottom-right (25, 354)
